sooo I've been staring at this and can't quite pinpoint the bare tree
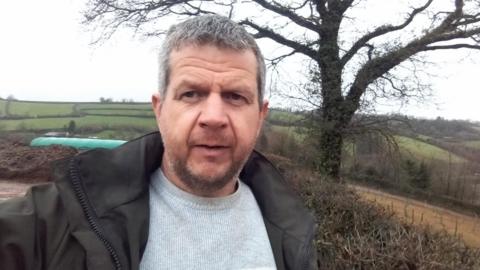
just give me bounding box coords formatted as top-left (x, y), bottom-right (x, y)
top-left (83, 0), bottom-right (480, 178)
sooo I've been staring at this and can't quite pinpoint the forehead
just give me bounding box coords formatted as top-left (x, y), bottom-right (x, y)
top-left (168, 44), bottom-right (257, 80)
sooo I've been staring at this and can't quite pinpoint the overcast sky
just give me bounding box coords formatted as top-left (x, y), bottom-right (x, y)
top-left (0, 0), bottom-right (479, 121)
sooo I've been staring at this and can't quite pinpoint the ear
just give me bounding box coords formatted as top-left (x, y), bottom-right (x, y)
top-left (259, 100), bottom-right (269, 121)
top-left (256, 100), bottom-right (269, 136)
top-left (152, 92), bottom-right (163, 121)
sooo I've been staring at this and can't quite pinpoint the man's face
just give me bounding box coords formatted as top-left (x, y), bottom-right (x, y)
top-left (152, 44), bottom-right (268, 197)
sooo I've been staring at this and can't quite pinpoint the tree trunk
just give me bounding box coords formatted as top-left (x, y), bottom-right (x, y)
top-left (318, 124), bottom-right (343, 178)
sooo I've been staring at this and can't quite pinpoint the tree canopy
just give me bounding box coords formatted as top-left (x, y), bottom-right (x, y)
top-left (83, 0), bottom-right (480, 177)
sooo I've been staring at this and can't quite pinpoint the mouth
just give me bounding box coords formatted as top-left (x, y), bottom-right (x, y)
top-left (196, 144), bottom-right (229, 149)
top-left (192, 144), bottom-right (230, 158)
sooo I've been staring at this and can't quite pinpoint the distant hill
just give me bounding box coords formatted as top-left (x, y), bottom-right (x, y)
top-left (0, 99), bottom-right (156, 140)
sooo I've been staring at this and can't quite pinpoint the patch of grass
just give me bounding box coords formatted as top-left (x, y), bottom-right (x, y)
top-left (395, 136), bottom-right (465, 163)
top-left (463, 140), bottom-right (480, 149)
top-left (417, 134), bottom-right (432, 141)
top-left (270, 125), bottom-right (306, 142)
top-left (268, 109), bottom-right (304, 124)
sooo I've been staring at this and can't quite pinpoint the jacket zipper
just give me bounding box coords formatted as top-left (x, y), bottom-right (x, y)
top-left (69, 159), bottom-right (123, 270)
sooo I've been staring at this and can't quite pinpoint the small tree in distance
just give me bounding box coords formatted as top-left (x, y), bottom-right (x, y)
top-left (67, 120), bottom-right (76, 135)
top-left (83, 0), bottom-right (480, 178)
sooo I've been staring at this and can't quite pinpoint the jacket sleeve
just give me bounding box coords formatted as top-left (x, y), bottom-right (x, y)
top-left (0, 183), bottom-right (68, 270)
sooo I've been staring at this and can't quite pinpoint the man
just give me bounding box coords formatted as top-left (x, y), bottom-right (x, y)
top-left (0, 15), bottom-right (317, 270)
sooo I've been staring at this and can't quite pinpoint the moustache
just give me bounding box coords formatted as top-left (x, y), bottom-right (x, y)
top-left (188, 133), bottom-right (232, 147)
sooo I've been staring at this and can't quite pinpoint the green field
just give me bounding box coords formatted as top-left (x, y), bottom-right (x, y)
top-left (416, 134), bottom-right (432, 141)
top-left (0, 100), bottom-right (152, 117)
top-left (1, 115), bottom-right (156, 131)
top-left (463, 140), bottom-right (480, 149)
top-left (82, 109), bottom-right (154, 116)
top-left (94, 129), bottom-right (155, 140)
top-left (268, 109), bottom-right (304, 124)
top-left (0, 100), bottom-right (75, 116)
top-left (76, 103), bottom-right (150, 110)
top-left (270, 125), bottom-right (307, 141)
top-left (395, 136), bottom-right (466, 163)
top-left (1, 100), bottom-right (478, 161)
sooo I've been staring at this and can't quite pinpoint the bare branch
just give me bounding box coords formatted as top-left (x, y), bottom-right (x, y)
top-left (423, 44), bottom-right (480, 50)
top-left (251, 0), bottom-right (319, 33)
top-left (240, 19), bottom-right (318, 59)
top-left (343, 1), bottom-right (480, 118)
top-left (289, 0), bottom-right (309, 10)
top-left (453, 15), bottom-right (480, 26)
top-left (341, 0), bottom-right (434, 67)
top-left (266, 50), bottom-right (298, 66)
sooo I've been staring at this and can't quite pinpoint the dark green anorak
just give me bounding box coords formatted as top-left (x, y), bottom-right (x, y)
top-left (0, 132), bottom-right (317, 270)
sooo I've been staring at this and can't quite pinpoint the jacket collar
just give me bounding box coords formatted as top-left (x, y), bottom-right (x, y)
top-left (70, 132), bottom-right (315, 268)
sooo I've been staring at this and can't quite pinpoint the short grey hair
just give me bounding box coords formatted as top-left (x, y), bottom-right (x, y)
top-left (158, 15), bottom-right (266, 107)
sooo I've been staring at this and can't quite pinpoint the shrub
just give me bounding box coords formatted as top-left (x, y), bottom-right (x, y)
top-left (296, 177), bottom-right (480, 269)
top-left (268, 158), bottom-right (480, 269)
top-left (404, 159), bottom-right (431, 190)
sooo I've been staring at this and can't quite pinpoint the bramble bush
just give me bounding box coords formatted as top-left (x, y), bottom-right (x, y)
top-left (268, 156), bottom-right (480, 269)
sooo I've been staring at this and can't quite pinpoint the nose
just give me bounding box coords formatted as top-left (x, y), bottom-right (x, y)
top-left (198, 93), bottom-right (228, 130)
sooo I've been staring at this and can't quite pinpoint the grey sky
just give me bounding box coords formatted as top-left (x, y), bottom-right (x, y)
top-left (0, 0), bottom-right (479, 121)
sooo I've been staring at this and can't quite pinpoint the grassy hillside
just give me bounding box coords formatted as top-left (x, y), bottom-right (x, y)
top-left (269, 125), bottom-right (306, 141)
top-left (395, 136), bottom-right (466, 163)
top-left (268, 108), bottom-right (305, 125)
top-left (0, 100), bottom-right (74, 116)
top-left (0, 100), bottom-right (151, 117)
top-left (81, 109), bottom-right (154, 116)
top-left (2, 100), bottom-right (479, 161)
top-left (0, 100), bottom-right (157, 139)
top-left (76, 103), bottom-right (151, 110)
top-left (1, 115), bottom-right (156, 131)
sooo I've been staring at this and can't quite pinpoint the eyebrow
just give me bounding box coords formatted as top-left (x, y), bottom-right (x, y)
top-left (221, 77), bottom-right (255, 93)
top-left (173, 76), bottom-right (256, 98)
top-left (173, 78), bottom-right (210, 92)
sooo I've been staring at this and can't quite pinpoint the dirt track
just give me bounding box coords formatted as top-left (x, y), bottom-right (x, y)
top-left (352, 185), bottom-right (480, 248)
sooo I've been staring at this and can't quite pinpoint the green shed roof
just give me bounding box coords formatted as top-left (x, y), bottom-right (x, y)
top-left (31, 137), bottom-right (126, 150)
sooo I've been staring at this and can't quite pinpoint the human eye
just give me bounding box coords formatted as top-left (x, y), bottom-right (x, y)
top-left (222, 92), bottom-right (249, 106)
top-left (179, 90), bottom-right (203, 103)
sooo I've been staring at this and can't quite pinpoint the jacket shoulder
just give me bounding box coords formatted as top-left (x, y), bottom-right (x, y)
top-left (0, 183), bottom-right (72, 269)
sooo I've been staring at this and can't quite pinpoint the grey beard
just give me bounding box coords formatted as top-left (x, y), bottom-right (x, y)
top-left (171, 157), bottom-right (244, 196)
